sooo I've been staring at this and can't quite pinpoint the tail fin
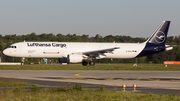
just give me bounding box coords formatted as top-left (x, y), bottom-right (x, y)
top-left (145, 21), bottom-right (170, 45)
top-left (136, 21), bottom-right (171, 58)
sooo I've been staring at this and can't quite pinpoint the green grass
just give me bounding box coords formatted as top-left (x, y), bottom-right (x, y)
top-left (0, 63), bottom-right (180, 71)
top-left (0, 85), bottom-right (180, 101)
top-left (0, 79), bottom-right (180, 101)
top-left (0, 78), bottom-right (33, 87)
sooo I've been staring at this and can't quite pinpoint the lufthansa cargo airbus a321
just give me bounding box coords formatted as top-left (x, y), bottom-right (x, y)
top-left (3, 21), bottom-right (173, 66)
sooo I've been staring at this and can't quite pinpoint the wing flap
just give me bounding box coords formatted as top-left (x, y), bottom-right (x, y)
top-left (82, 47), bottom-right (120, 55)
top-left (72, 47), bottom-right (120, 59)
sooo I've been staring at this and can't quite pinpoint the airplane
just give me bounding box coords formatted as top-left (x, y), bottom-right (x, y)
top-left (3, 21), bottom-right (173, 66)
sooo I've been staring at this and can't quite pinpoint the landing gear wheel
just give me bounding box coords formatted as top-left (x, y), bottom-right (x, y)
top-left (89, 61), bottom-right (95, 66)
top-left (82, 60), bottom-right (88, 66)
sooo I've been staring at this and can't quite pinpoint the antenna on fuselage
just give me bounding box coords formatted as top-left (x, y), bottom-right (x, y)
top-left (24, 40), bottom-right (26, 42)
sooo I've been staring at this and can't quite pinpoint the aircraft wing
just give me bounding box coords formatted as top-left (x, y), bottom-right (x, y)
top-left (82, 47), bottom-right (120, 55)
top-left (72, 47), bottom-right (120, 59)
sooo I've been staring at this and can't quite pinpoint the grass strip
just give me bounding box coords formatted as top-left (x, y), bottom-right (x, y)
top-left (0, 79), bottom-right (179, 101)
top-left (0, 85), bottom-right (180, 101)
top-left (0, 64), bottom-right (180, 71)
top-left (0, 78), bottom-right (33, 87)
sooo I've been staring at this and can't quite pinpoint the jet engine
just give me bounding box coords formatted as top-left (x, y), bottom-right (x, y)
top-left (68, 54), bottom-right (83, 63)
top-left (58, 58), bottom-right (68, 63)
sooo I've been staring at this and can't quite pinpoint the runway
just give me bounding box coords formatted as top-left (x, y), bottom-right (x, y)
top-left (0, 70), bottom-right (180, 95)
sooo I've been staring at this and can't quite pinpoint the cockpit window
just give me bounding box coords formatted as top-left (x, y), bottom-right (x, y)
top-left (8, 46), bottom-right (17, 48)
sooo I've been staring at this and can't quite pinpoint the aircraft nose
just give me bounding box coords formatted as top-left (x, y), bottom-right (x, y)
top-left (3, 49), bottom-right (9, 56)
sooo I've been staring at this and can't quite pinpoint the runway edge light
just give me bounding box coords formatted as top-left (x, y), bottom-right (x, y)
top-left (122, 84), bottom-right (127, 92)
top-left (132, 84), bottom-right (138, 92)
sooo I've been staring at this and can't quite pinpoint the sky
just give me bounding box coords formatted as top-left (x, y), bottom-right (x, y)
top-left (0, 0), bottom-right (180, 38)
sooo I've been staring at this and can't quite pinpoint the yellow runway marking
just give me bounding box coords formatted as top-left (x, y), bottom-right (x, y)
top-left (75, 73), bottom-right (99, 78)
top-left (75, 74), bottom-right (79, 76)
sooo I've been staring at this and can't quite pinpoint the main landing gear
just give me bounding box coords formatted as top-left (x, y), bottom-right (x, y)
top-left (89, 61), bottom-right (95, 66)
top-left (82, 60), bottom-right (88, 66)
top-left (82, 60), bottom-right (95, 66)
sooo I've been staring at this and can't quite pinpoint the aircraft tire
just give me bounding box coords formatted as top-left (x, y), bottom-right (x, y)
top-left (82, 60), bottom-right (88, 66)
top-left (89, 61), bottom-right (95, 66)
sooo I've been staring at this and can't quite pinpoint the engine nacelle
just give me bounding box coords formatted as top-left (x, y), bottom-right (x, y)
top-left (68, 54), bottom-right (83, 63)
top-left (58, 58), bottom-right (68, 63)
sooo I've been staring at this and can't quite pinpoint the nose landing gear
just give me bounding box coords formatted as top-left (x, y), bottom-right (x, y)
top-left (21, 57), bottom-right (25, 65)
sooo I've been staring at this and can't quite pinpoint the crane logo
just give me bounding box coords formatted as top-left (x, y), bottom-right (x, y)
top-left (154, 31), bottom-right (165, 43)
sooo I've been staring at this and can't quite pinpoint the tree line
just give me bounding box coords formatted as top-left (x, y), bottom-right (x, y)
top-left (0, 33), bottom-right (180, 64)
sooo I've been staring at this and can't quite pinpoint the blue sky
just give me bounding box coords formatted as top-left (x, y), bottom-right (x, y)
top-left (0, 0), bottom-right (180, 38)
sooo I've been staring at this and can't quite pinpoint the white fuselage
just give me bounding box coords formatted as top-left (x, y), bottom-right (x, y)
top-left (3, 42), bottom-right (146, 59)
top-left (2, 21), bottom-right (172, 65)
